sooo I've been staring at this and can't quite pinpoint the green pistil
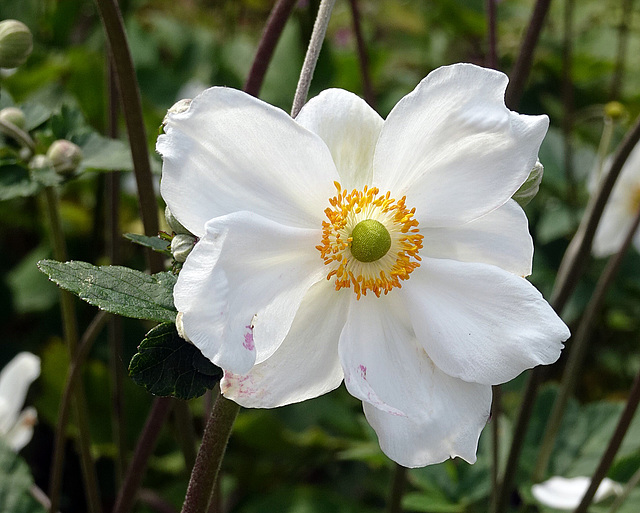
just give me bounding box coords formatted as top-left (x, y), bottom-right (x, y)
top-left (350, 219), bottom-right (391, 263)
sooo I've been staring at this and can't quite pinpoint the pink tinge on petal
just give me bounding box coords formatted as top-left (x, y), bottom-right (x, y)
top-left (243, 325), bottom-right (255, 351)
top-left (221, 371), bottom-right (259, 399)
top-left (344, 364), bottom-right (406, 418)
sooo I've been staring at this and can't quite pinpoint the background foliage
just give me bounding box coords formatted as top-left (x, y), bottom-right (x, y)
top-left (1, 0), bottom-right (640, 512)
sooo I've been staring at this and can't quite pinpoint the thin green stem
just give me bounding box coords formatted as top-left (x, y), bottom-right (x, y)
top-left (491, 385), bottom-right (502, 510)
top-left (244, 0), bottom-right (298, 97)
top-left (387, 464), bottom-right (407, 513)
top-left (93, 0), bottom-right (162, 274)
top-left (610, 0), bottom-right (634, 100)
top-left (180, 396), bottom-right (240, 513)
top-left (43, 186), bottom-right (103, 513)
top-left (596, 117), bottom-right (615, 181)
top-left (504, 0), bottom-right (552, 109)
top-left (48, 312), bottom-right (109, 513)
top-left (349, 0), bottom-right (375, 107)
top-left (607, 464), bottom-right (640, 513)
top-left (291, 0), bottom-right (337, 117)
top-left (562, 0), bottom-right (576, 206)
top-left (112, 397), bottom-right (174, 513)
top-left (533, 204), bottom-right (640, 482)
top-left (0, 117), bottom-right (35, 153)
top-left (574, 365), bottom-right (640, 513)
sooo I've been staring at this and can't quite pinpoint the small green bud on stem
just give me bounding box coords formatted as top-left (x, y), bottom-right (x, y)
top-left (46, 139), bottom-right (83, 175)
top-left (0, 19), bottom-right (33, 68)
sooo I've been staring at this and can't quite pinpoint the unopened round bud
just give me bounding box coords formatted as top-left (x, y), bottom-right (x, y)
top-left (0, 106), bottom-right (26, 129)
top-left (0, 20), bottom-right (33, 69)
top-left (171, 233), bottom-right (196, 262)
top-left (165, 206), bottom-right (190, 235)
top-left (604, 101), bottom-right (625, 121)
top-left (46, 139), bottom-right (83, 174)
top-left (513, 161), bottom-right (543, 207)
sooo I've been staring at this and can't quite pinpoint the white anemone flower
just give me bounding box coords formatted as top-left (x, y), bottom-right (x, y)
top-left (158, 63), bottom-right (570, 467)
top-left (592, 142), bottom-right (640, 257)
top-left (532, 476), bottom-right (623, 510)
top-left (0, 352), bottom-right (40, 451)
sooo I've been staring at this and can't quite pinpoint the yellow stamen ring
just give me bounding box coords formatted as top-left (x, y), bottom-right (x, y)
top-left (316, 182), bottom-right (423, 299)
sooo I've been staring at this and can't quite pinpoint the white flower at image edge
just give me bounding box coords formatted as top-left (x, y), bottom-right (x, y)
top-left (0, 352), bottom-right (40, 451)
top-left (592, 141), bottom-right (640, 257)
top-left (158, 63), bottom-right (570, 467)
top-left (532, 476), bottom-right (623, 510)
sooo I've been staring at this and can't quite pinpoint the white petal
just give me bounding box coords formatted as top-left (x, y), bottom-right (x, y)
top-left (592, 199), bottom-right (634, 258)
top-left (5, 407), bottom-right (37, 452)
top-left (421, 199), bottom-right (533, 276)
top-left (339, 295), bottom-right (492, 466)
top-left (532, 476), bottom-right (623, 510)
top-left (175, 212), bottom-right (326, 374)
top-left (403, 258), bottom-right (569, 385)
top-left (0, 352), bottom-right (40, 434)
top-left (221, 280), bottom-right (348, 407)
top-left (158, 87), bottom-right (339, 236)
top-left (373, 63), bottom-right (548, 227)
top-left (295, 89), bottom-right (383, 190)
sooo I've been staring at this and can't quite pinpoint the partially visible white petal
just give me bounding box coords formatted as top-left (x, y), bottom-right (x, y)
top-left (295, 89), bottom-right (383, 190)
top-left (373, 63), bottom-right (548, 227)
top-left (421, 199), bottom-right (533, 276)
top-left (175, 212), bottom-right (325, 374)
top-left (222, 280), bottom-right (348, 408)
top-left (158, 87), bottom-right (339, 236)
top-left (339, 295), bottom-right (492, 466)
top-left (403, 258), bottom-right (569, 385)
top-left (0, 352), bottom-right (40, 434)
top-left (592, 199), bottom-right (635, 258)
top-left (5, 407), bottom-right (37, 452)
top-left (532, 476), bottom-right (623, 510)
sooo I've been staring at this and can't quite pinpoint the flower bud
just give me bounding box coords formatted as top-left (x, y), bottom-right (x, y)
top-left (513, 161), bottom-right (543, 207)
top-left (604, 101), bottom-right (625, 121)
top-left (0, 20), bottom-right (33, 69)
top-left (0, 106), bottom-right (26, 130)
top-left (171, 233), bottom-right (196, 262)
top-left (46, 139), bottom-right (83, 175)
top-left (165, 206), bottom-right (190, 235)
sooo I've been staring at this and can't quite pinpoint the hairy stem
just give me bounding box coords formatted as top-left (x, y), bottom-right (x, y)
top-left (504, 0), bottom-right (552, 109)
top-left (180, 396), bottom-right (240, 513)
top-left (387, 464), bottom-right (407, 513)
top-left (291, 0), bottom-right (337, 117)
top-left (112, 397), bottom-right (174, 513)
top-left (244, 0), bottom-right (298, 97)
top-left (349, 0), bottom-right (375, 107)
top-left (93, 0), bottom-right (162, 274)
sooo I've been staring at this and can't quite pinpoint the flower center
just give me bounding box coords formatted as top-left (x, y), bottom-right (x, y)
top-left (317, 182), bottom-right (423, 299)
top-left (350, 219), bottom-right (391, 262)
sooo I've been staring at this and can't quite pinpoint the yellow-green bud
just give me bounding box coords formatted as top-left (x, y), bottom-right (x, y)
top-left (0, 106), bottom-right (26, 129)
top-left (513, 161), bottom-right (543, 207)
top-left (46, 139), bottom-right (83, 175)
top-left (0, 20), bottom-right (33, 69)
top-left (604, 101), bottom-right (625, 121)
top-left (350, 219), bottom-right (391, 263)
top-left (171, 233), bottom-right (196, 262)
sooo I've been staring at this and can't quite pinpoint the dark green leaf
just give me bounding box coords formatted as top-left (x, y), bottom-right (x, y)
top-left (0, 440), bottom-right (47, 513)
top-left (124, 233), bottom-right (171, 254)
top-left (37, 260), bottom-right (177, 322)
top-left (129, 323), bottom-right (222, 400)
top-left (0, 164), bottom-right (40, 200)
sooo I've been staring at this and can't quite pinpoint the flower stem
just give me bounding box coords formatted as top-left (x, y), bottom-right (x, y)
top-left (607, 463), bottom-right (640, 513)
top-left (574, 364), bottom-right (640, 513)
top-left (562, 0), bottom-right (576, 206)
top-left (0, 117), bottom-right (35, 153)
top-left (349, 0), bottom-right (375, 107)
top-left (291, 0), bottom-right (337, 117)
top-left (485, 0), bottom-right (498, 69)
top-left (244, 0), bottom-right (298, 97)
top-left (533, 204), bottom-right (640, 482)
top-left (43, 186), bottom-right (102, 513)
top-left (504, 0), bottom-right (552, 109)
top-left (609, 0), bottom-right (634, 100)
top-left (180, 396), bottom-right (240, 513)
top-left (112, 397), bottom-right (174, 513)
top-left (387, 464), bottom-right (407, 513)
top-left (93, 0), bottom-right (163, 274)
top-left (49, 312), bottom-right (108, 513)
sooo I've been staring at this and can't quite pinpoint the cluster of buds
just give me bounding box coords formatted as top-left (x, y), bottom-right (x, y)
top-left (165, 207), bottom-right (197, 263)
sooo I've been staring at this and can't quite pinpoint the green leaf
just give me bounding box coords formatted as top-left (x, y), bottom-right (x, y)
top-left (0, 440), bottom-right (47, 513)
top-left (129, 323), bottom-right (222, 400)
top-left (0, 164), bottom-right (40, 200)
top-left (77, 132), bottom-right (134, 172)
top-left (124, 233), bottom-right (171, 254)
top-left (37, 260), bottom-right (177, 322)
